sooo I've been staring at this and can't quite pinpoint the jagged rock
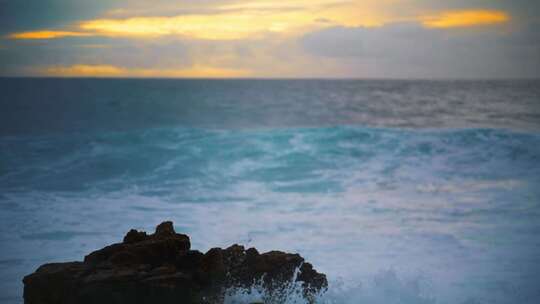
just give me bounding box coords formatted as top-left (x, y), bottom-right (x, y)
top-left (23, 221), bottom-right (327, 304)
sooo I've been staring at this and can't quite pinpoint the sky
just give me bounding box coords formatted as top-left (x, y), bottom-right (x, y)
top-left (0, 0), bottom-right (539, 78)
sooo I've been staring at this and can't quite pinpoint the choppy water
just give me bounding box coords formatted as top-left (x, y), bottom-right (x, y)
top-left (1, 79), bottom-right (540, 304)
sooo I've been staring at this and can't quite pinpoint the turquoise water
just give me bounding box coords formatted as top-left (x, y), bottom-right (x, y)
top-left (1, 79), bottom-right (540, 303)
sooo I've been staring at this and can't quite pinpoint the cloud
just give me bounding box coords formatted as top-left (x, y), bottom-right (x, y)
top-left (420, 9), bottom-right (510, 28)
top-left (2, 35), bottom-right (192, 67)
top-left (32, 64), bottom-right (251, 78)
top-left (4, 0), bottom-right (398, 41)
top-left (9, 8), bottom-right (321, 41)
top-left (41, 64), bottom-right (124, 76)
top-left (300, 22), bottom-right (540, 78)
top-left (78, 13), bottom-right (301, 40)
top-left (0, 0), bottom-right (115, 35)
top-left (1, 0), bottom-right (538, 78)
top-left (6, 3), bottom-right (514, 42)
top-left (8, 31), bottom-right (91, 40)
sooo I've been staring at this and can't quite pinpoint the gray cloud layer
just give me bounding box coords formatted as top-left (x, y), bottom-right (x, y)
top-left (0, 0), bottom-right (539, 78)
top-left (301, 23), bottom-right (540, 78)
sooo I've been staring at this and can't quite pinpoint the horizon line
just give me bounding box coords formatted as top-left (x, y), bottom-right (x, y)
top-left (1, 76), bottom-right (539, 81)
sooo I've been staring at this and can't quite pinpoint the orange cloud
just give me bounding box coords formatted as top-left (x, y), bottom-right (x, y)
top-left (7, 4), bottom-right (512, 42)
top-left (8, 31), bottom-right (91, 39)
top-left (43, 65), bottom-right (125, 76)
top-left (79, 15), bottom-right (272, 40)
top-left (421, 10), bottom-right (509, 28)
top-left (11, 0), bottom-right (391, 41)
top-left (36, 64), bottom-right (251, 78)
top-left (78, 9), bottom-right (327, 40)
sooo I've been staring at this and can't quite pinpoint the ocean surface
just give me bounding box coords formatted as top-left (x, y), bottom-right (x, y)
top-left (1, 78), bottom-right (540, 304)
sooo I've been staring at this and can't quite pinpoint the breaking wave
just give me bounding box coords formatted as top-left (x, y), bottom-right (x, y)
top-left (1, 125), bottom-right (540, 303)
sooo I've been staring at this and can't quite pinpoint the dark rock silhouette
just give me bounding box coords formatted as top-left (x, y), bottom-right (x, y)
top-left (23, 221), bottom-right (327, 304)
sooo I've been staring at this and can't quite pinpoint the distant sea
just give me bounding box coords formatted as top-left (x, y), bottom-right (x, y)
top-left (1, 78), bottom-right (540, 304)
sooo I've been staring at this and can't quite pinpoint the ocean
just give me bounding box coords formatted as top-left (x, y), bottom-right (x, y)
top-left (1, 78), bottom-right (539, 303)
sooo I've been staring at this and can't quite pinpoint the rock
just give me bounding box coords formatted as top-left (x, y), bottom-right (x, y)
top-left (155, 221), bottom-right (175, 236)
top-left (23, 221), bottom-right (327, 304)
top-left (123, 229), bottom-right (147, 244)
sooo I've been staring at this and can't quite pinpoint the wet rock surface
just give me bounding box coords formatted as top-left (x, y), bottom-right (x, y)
top-left (23, 221), bottom-right (327, 304)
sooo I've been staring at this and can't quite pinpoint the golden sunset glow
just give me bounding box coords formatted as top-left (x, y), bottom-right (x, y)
top-left (421, 10), bottom-right (509, 28)
top-left (79, 3), bottom-right (381, 40)
top-left (79, 0), bottom-right (329, 40)
top-left (9, 31), bottom-right (91, 40)
top-left (8, 3), bottom-right (512, 42)
top-left (39, 64), bottom-right (251, 78)
top-left (2, 0), bottom-right (527, 78)
top-left (42, 65), bottom-right (124, 76)
top-left (79, 14), bottom-right (299, 40)
top-left (12, 0), bottom-right (394, 41)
